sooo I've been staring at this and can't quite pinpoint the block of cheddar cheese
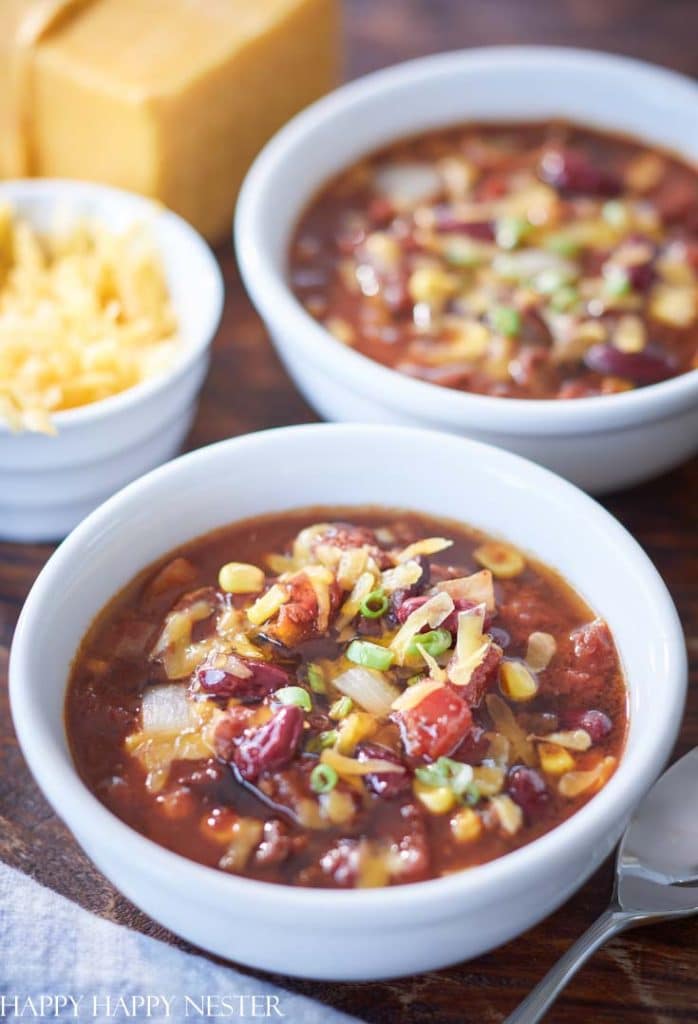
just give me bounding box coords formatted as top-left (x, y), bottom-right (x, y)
top-left (0, 0), bottom-right (339, 240)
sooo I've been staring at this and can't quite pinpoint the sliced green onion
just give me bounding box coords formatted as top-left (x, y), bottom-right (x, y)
top-left (307, 663), bottom-right (326, 694)
top-left (346, 639), bottom-right (394, 670)
top-left (550, 285), bottom-right (579, 312)
top-left (305, 729), bottom-right (338, 754)
top-left (273, 686), bottom-right (312, 712)
top-left (408, 628), bottom-right (452, 659)
top-left (602, 200), bottom-right (628, 228)
top-left (415, 757), bottom-right (473, 797)
top-left (535, 267), bottom-right (575, 295)
top-left (444, 240), bottom-right (482, 268)
top-left (488, 305), bottom-right (521, 338)
top-left (329, 696), bottom-right (353, 721)
top-left (543, 233), bottom-right (580, 258)
top-left (359, 588), bottom-right (389, 619)
top-left (461, 782), bottom-right (482, 807)
top-left (495, 215), bottom-right (529, 250)
top-left (603, 265), bottom-right (631, 297)
top-left (310, 763), bottom-right (338, 794)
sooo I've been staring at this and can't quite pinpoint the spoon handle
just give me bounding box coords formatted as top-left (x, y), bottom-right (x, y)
top-left (504, 907), bottom-right (630, 1024)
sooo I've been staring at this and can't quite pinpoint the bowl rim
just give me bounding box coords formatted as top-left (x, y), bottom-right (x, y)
top-left (9, 422), bottom-right (687, 922)
top-left (235, 46), bottom-right (698, 436)
top-left (0, 178), bottom-right (225, 436)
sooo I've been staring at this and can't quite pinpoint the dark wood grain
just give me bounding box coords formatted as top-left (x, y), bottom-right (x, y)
top-left (1, 2), bottom-right (697, 1021)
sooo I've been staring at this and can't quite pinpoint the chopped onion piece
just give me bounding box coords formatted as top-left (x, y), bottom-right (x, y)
top-left (473, 542), bottom-right (525, 579)
top-left (531, 729), bottom-right (591, 751)
top-left (436, 569), bottom-right (495, 612)
top-left (390, 591), bottom-right (454, 664)
top-left (374, 162), bottom-right (442, 209)
top-left (320, 748), bottom-right (403, 777)
top-left (525, 631), bottom-right (557, 672)
top-left (391, 678), bottom-right (444, 712)
top-left (490, 794), bottom-right (523, 835)
top-left (559, 756), bottom-right (617, 798)
top-left (485, 694), bottom-right (536, 766)
top-left (397, 536), bottom-right (453, 563)
top-left (142, 683), bottom-right (195, 733)
top-left (333, 666), bottom-right (400, 716)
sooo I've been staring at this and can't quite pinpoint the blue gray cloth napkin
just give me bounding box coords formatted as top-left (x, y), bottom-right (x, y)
top-left (0, 862), bottom-right (358, 1024)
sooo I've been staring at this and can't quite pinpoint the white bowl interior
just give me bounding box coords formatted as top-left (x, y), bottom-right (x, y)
top-left (246, 48), bottom-right (698, 275)
top-left (11, 425), bottom-right (685, 908)
top-left (235, 46), bottom-right (698, 450)
top-left (0, 179), bottom-right (224, 430)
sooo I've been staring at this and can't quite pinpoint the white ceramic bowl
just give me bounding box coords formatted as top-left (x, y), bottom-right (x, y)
top-left (10, 423), bottom-right (686, 980)
top-left (235, 47), bottom-right (698, 494)
top-left (0, 180), bottom-right (224, 543)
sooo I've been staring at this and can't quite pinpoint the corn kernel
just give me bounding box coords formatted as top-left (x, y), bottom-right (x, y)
top-left (500, 660), bottom-right (539, 702)
top-left (650, 284), bottom-right (696, 328)
top-left (325, 316), bottom-right (356, 346)
top-left (218, 561), bottom-right (265, 594)
top-left (539, 742), bottom-right (575, 776)
top-left (320, 788), bottom-right (356, 826)
top-left (413, 778), bottom-right (456, 814)
top-left (450, 807), bottom-right (483, 843)
top-left (408, 266), bottom-right (458, 307)
top-left (612, 315), bottom-right (646, 353)
top-left (473, 541), bottom-right (526, 579)
top-left (335, 711), bottom-right (378, 755)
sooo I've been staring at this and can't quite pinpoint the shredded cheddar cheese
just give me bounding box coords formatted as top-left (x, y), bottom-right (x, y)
top-left (0, 204), bottom-right (179, 433)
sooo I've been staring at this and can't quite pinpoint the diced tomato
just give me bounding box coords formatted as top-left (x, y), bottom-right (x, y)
top-left (394, 686), bottom-right (472, 762)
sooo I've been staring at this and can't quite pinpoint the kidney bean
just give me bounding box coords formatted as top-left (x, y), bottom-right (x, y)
top-left (434, 209), bottom-right (495, 240)
top-left (562, 708), bottom-right (612, 743)
top-left (357, 743), bottom-right (412, 798)
top-left (233, 705), bottom-right (304, 782)
top-left (507, 765), bottom-right (549, 820)
top-left (583, 344), bottom-right (673, 385)
top-left (539, 148), bottom-right (621, 197)
top-left (197, 659), bottom-right (290, 702)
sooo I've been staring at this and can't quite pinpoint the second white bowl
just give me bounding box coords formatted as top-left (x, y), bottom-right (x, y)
top-left (236, 47), bottom-right (698, 494)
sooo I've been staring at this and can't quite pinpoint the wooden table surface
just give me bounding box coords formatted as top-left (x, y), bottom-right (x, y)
top-left (1, 2), bottom-right (696, 1021)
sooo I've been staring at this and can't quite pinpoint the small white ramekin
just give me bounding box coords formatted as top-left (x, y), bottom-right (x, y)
top-left (0, 180), bottom-right (224, 542)
top-left (235, 47), bottom-right (698, 494)
top-left (10, 423), bottom-right (686, 980)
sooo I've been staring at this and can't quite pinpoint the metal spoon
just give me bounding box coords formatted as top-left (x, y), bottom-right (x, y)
top-left (506, 746), bottom-right (698, 1023)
